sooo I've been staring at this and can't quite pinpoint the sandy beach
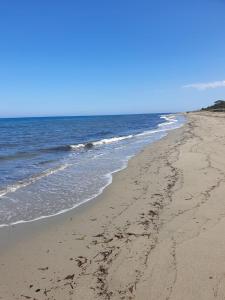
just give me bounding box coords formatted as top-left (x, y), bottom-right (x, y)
top-left (1, 111), bottom-right (225, 300)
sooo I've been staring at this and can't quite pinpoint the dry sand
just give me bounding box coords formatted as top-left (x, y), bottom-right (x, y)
top-left (0, 111), bottom-right (225, 300)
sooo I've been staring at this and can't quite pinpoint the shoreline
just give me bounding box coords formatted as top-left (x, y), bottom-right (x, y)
top-left (0, 117), bottom-right (185, 254)
top-left (1, 111), bottom-right (225, 299)
top-left (0, 113), bottom-right (184, 229)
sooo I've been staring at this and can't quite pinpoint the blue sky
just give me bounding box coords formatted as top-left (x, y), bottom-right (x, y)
top-left (1, 0), bottom-right (225, 117)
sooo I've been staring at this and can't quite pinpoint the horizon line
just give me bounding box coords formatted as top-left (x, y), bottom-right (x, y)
top-left (0, 111), bottom-right (178, 120)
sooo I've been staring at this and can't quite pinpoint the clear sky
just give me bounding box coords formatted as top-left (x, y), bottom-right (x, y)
top-left (1, 0), bottom-right (225, 117)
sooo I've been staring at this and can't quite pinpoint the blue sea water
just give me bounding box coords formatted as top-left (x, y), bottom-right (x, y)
top-left (0, 113), bottom-right (185, 226)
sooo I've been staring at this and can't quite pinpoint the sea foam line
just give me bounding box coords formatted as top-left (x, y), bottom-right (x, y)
top-left (0, 163), bottom-right (72, 198)
top-left (136, 115), bottom-right (180, 137)
top-left (0, 159), bottom-right (131, 228)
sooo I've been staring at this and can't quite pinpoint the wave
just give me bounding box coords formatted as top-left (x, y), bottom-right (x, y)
top-left (69, 135), bottom-right (134, 150)
top-left (158, 115), bottom-right (178, 127)
top-left (40, 116), bottom-right (179, 152)
top-left (0, 134), bottom-right (134, 198)
top-left (83, 115), bottom-right (180, 142)
top-left (93, 135), bottom-right (133, 146)
top-left (0, 163), bottom-right (71, 198)
top-left (0, 160), bottom-right (130, 228)
top-left (136, 114), bottom-right (180, 137)
top-left (0, 115), bottom-right (180, 163)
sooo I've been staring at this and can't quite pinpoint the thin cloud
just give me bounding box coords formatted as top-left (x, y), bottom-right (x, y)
top-left (183, 80), bottom-right (225, 90)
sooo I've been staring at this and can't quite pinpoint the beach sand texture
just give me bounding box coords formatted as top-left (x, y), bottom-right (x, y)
top-left (0, 111), bottom-right (225, 300)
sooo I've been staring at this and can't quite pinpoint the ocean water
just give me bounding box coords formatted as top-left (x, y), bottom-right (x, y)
top-left (0, 113), bottom-right (185, 227)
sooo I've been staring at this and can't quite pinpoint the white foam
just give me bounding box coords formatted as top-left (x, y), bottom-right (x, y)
top-left (93, 135), bottom-right (133, 146)
top-left (137, 114), bottom-right (181, 137)
top-left (159, 115), bottom-right (178, 127)
top-left (70, 143), bottom-right (85, 149)
top-left (69, 135), bottom-right (133, 150)
top-left (0, 163), bottom-right (72, 198)
top-left (0, 160), bottom-right (129, 228)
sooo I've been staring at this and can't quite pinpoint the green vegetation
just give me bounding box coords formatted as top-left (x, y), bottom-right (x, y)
top-left (201, 100), bottom-right (225, 112)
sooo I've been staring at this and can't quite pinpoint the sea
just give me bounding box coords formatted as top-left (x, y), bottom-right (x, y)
top-left (0, 113), bottom-right (185, 227)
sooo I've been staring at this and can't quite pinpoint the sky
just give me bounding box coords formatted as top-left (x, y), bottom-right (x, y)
top-left (0, 0), bottom-right (225, 117)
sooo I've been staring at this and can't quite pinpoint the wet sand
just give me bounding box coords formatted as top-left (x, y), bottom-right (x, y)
top-left (1, 111), bottom-right (225, 300)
